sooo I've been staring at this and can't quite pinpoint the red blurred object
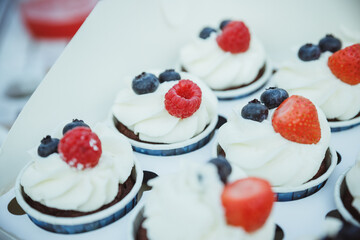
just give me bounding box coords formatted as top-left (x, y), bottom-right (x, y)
top-left (20, 0), bottom-right (98, 39)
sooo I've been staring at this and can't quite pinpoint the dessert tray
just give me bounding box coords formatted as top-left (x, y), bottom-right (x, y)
top-left (0, 0), bottom-right (360, 239)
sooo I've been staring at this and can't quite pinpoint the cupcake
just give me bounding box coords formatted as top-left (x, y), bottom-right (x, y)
top-left (129, 159), bottom-right (276, 240)
top-left (180, 20), bottom-right (271, 100)
top-left (15, 120), bottom-right (143, 234)
top-left (111, 69), bottom-right (218, 156)
top-left (335, 154), bottom-right (360, 227)
top-left (272, 34), bottom-right (360, 131)
top-left (216, 88), bottom-right (337, 201)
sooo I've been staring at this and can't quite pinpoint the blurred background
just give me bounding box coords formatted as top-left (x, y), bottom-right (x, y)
top-left (0, 0), bottom-right (98, 146)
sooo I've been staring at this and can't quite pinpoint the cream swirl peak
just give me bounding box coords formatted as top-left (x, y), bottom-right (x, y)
top-left (112, 70), bottom-right (218, 144)
top-left (345, 154), bottom-right (360, 214)
top-left (143, 163), bottom-right (275, 240)
top-left (180, 20), bottom-right (266, 91)
top-left (21, 123), bottom-right (134, 212)
top-left (218, 97), bottom-right (331, 187)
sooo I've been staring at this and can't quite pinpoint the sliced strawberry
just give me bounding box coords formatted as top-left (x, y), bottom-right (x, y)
top-left (328, 44), bottom-right (360, 85)
top-left (272, 95), bottom-right (321, 144)
top-left (221, 177), bottom-right (274, 233)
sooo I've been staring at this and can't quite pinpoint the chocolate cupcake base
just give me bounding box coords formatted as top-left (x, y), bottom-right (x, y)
top-left (112, 114), bottom-right (218, 156)
top-left (22, 175), bottom-right (135, 218)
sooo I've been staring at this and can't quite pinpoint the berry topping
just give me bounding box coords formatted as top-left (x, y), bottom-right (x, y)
top-left (241, 99), bottom-right (268, 122)
top-left (158, 69), bottom-right (181, 83)
top-left (298, 43), bottom-right (321, 62)
top-left (199, 27), bottom-right (216, 39)
top-left (328, 44), bottom-right (360, 85)
top-left (221, 177), bottom-right (274, 233)
top-left (298, 43), bottom-right (321, 61)
top-left (260, 87), bottom-right (289, 109)
top-left (319, 34), bottom-right (342, 53)
top-left (132, 72), bottom-right (160, 95)
top-left (164, 79), bottom-right (202, 119)
top-left (58, 127), bottom-right (102, 170)
top-left (63, 119), bottom-right (90, 135)
top-left (37, 135), bottom-right (59, 157)
top-left (208, 157), bottom-right (232, 184)
top-left (216, 21), bottom-right (250, 53)
top-left (219, 19), bottom-right (231, 30)
top-left (272, 95), bottom-right (321, 144)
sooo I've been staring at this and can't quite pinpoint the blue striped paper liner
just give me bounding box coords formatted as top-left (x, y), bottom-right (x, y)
top-left (131, 130), bottom-right (215, 156)
top-left (329, 116), bottom-right (360, 132)
top-left (27, 194), bottom-right (138, 234)
top-left (275, 181), bottom-right (326, 202)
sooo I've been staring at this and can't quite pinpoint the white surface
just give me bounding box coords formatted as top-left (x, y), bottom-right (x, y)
top-left (0, 0), bottom-right (360, 239)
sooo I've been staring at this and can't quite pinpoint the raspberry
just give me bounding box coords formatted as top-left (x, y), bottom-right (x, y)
top-left (328, 44), bottom-right (360, 85)
top-left (58, 127), bottom-right (102, 170)
top-left (164, 79), bottom-right (202, 119)
top-left (216, 21), bottom-right (251, 54)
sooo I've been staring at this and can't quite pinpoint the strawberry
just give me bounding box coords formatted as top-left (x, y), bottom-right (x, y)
top-left (216, 21), bottom-right (250, 53)
top-left (328, 44), bottom-right (360, 85)
top-left (221, 177), bottom-right (274, 233)
top-left (272, 95), bottom-right (321, 144)
top-left (58, 127), bottom-right (102, 170)
top-left (164, 79), bottom-right (202, 119)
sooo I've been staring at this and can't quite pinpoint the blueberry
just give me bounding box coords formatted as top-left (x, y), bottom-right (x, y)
top-left (158, 69), bottom-right (181, 83)
top-left (219, 19), bottom-right (231, 30)
top-left (132, 72), bottom-right (159, 95)
top-left (37, 135), bottom-right (59, 157)
top-left (241, 99), bottom-right (268, 122)
top-left (199, 27), bottom-right (216, 39)
top-left (298, 43), bottom-right (321, 61)
top-left (319, 34), bottom-right (342, 53)
top-left (208, 157), bottom-right (232, 184)
top-left (63, 119), bottom-right (90, 135)
top-left (260, 87), bottom-right (289, 109)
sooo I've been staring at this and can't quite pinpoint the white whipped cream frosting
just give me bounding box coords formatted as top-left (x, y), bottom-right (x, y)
top-left (180, 32), bottom-right (266, 90)
top-left (21, 123), bottom-right (135, 212)
top-left (218, 104), bottom-right (331, 187)
top-left (143, 163), bottom-right (275, 240)
top-left (273, 52), bottom-right (360, 120)
top-left (345, 153), bottom-right (360, 214)
top-left (112, 71), bottom-right (218, 144)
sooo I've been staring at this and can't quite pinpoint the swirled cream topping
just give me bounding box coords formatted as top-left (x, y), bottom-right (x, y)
top-left (346, 153), bottom-right (360, 213)
top-left (180, 33), bottom-right (266, 90)
top-left (112, 71), bottom-right (218, 144)
top-left (143, 163), bottom-right (275, 240)
top-left (21, 123), bottom-right (134, 212)
top-left (218, 104), bottom-right (331, 187)
top-left (273, 52), bottom-right (360, 120)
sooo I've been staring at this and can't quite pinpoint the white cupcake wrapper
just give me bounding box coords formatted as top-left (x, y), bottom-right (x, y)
top-left (213, 59), bottom-right (272, 100)
top-left (110, 114), bottom-right (218, 156)
top-left (15, 158), bottom-right (143, 234)
top-left (329, 116), bottom-right (360, 132)
top-left (334, 168), bottom-right (360, 227)
top-left (213, 142), bottom-right (337, 201)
